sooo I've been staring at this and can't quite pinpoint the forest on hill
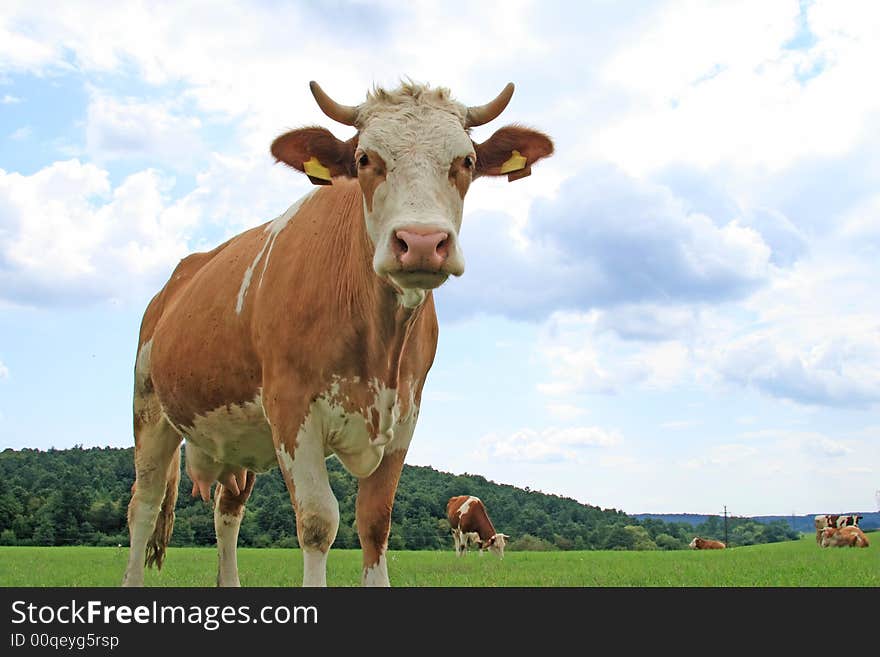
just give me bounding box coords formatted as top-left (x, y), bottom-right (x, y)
top-left (0, 446), bottom-right (800, 551)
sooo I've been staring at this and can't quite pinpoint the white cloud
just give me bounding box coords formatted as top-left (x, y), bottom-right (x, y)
top-left (840, 193), bottom-right (880, 244)
top-left (683, 443), bottom-right (760, 469)
top-left (85, 93), bottom-right (203, 166)
top-left (546, 402), bottom-right (587, 420)
top-left (596, 0), bottom-right (880, 175)
top-left (474, 426), bottom-right (622, 463)
top-left (660, 420), bottom-right (699, 430)
top-left (8, 126), bottom-right (30, 140)
top-left (0, 15), bottom-right (59, 72)
top-left (0, 160), bottom-right (200, 305)
top-left (2, 94), bottom-right (22, 104)
top-left (536, 308), bottom-right (695, 396)
top-left (706, 255), bottom-right (880, 408)
top-left (441, 167), bottom-right (774, 320)
top-left (0, 359), bottom-right (8, 379)
top-left (533, 241), bottom-right (880, 409)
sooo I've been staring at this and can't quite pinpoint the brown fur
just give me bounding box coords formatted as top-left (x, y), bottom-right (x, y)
top-left (271, 127), bottom-right (358, 179)
top-left (355, 149), bottom-right (387, 212)
top-left (449, 155), bottom-right (474, 199)
top-left (216, 471), bottom-right (256, 517)
top-left (133, 179), bottom-right (438, 577)
top-left (473, 125), bottom-right (554, 178)
top-left (126, 81), bottom-right (553, 585)
top-left (356, 450), bottom-right (408, 568)
top-left (820, 525), bottom-right (870, 548)
top-left (815, 514), bottom-right (862, 544)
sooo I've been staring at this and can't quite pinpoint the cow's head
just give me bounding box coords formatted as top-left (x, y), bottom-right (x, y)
top-left (689, 537), bottom-right (699, 549)
top-left (271, 81), bottom-right (554, 305)
top-left (486, 532), bottom-right (509, 558)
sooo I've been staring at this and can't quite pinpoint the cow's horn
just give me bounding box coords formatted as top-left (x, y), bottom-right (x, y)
top-left (465, 83), bottom-right (515, 127)
top-left (309, 81), bottom-right (359, 127)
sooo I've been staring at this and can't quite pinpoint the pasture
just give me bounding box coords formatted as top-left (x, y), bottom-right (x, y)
top-left (1, 533), bottom-right (876, 587)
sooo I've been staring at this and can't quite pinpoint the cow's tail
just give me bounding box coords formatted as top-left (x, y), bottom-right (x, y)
top-left (145, 445), bottom-right (181, 570)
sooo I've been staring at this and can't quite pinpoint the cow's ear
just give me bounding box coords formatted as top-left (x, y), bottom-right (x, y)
top-left (473, 125), bottom-right (554, 182)
top-left (271, 127), bottom-right (358, 185)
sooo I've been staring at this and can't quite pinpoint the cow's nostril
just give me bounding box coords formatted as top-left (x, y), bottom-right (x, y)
top-left (394, 235), bottom-right (409, 254)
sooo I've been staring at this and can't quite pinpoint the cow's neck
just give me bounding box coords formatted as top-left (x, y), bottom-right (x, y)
top-left (476, 523), bottom-right (497, 543)
top-left (310, 180), bottom-right (434, 388)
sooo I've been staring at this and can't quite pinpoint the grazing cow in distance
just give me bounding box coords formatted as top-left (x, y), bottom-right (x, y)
top-left (689, 537), bottom-right (726, 550)
top-left (447, 495), bottom-right (509, 558)
top-left (814, 514), bottom-right (863, 545)
top-left (121, 79), bottom-right (554, 588)
top-left (820, 526), bottom-right (870, 548)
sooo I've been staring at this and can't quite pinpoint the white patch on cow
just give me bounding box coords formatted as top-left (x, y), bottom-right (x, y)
top-left (398, 288), bottom-right (427, 309)
top-left (277, 440), bottom-right (338, 587)
top-left (133, 339), bottom-right (155, 423)
top-left (297, 376), bottom-right (419, 476)
top-left (235, 191), bottom-right (313, 314)
top-left (181, 392), bottom-right (276, 473)
top-left (121, 499), bottom-right (160, 587)
top-left (134, 339), bottom-right (152, 385)
top-left (457, 496), bottom-right (479, 518)
top-left (215, 511), bottom-right (242, 587)
top-left (362, 554), bottom-right (390, 587)
top-left (276, 442), bottom-right (296, 481)
top-left (302, 549), bottom-right (329, 587)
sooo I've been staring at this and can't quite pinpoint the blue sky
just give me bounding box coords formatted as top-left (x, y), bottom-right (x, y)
top-left (1, 0), bottom-right (878, 516)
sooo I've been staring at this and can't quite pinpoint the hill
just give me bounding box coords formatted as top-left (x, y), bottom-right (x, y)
top-left (634, 512), bottom-right (879, 533)
top-left (0, 446), bottom-right (800, 551)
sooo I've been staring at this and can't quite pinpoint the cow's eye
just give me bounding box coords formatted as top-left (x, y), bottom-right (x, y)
top-left (358, 153), bottom-right (369, 167)
top-left (463, 155), bottom-right (474, 169)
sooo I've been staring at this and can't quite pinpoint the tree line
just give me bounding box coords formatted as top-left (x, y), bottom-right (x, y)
top-left (0, 446), bottom-right (799, 551)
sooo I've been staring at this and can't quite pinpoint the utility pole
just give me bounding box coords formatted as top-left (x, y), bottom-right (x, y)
top-left (723, 505), bottom-right (728, 546)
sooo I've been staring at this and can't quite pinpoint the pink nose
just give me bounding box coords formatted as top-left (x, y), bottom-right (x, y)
top-left (393, 229), bottom-right (449, 271)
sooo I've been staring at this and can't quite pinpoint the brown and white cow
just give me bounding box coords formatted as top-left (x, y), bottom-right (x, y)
top-left (446, 495), bottom-right (509, 558)
top-left (819, 525), bottom-right (870, 548)
top-left (689, 537), bottom-right (726, 550)
top-left (814, 514), bottom-right (863, 545)
top-left (121, 80), bottom-right (553, 588)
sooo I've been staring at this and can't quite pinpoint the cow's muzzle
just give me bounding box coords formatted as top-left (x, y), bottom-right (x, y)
top-left (385, 226), bottom-right (464, 289)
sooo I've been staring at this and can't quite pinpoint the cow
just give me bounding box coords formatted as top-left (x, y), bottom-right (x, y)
top-left (121, 79), bottom-right (553, 588)
top-left (446, 495), bottom-right (509, 558)
top-left (820, 525), bottom-right (870, 548)
top-left (689, 537), bottom-right (726, 550)
top-left (814, 514), bottom-right (863, 545)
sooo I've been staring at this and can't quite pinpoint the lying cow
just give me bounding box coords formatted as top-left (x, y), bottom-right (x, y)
top-left (814, 514), bottom-right (863, 545)
top-left (820, 525), bottom-right (870, 548)
top-left (446, 495), bottom-right (509, 558)
top-left (689, 537), bottom-right (726, 550)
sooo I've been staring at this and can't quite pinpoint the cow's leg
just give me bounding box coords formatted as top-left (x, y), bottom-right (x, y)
top-left (452, 529), bottom-right (462, 556)
top-left (215, 470), bottom-right (256, 587)
top-left (356, 449), bottom-right (407, 587)
top-left (122, 414), bottom-right (182, 586)
top-left (275, 429), bottom-right (339, 587)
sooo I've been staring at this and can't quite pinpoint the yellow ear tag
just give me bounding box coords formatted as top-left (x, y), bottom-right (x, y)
top-left (303, 156), bottom-right (332, 182)
top-left (500, 150), bottom-right (527, 174)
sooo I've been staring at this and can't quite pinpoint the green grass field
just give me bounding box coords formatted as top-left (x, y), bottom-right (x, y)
top-left (1, 533), bottom-right (876, 587)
